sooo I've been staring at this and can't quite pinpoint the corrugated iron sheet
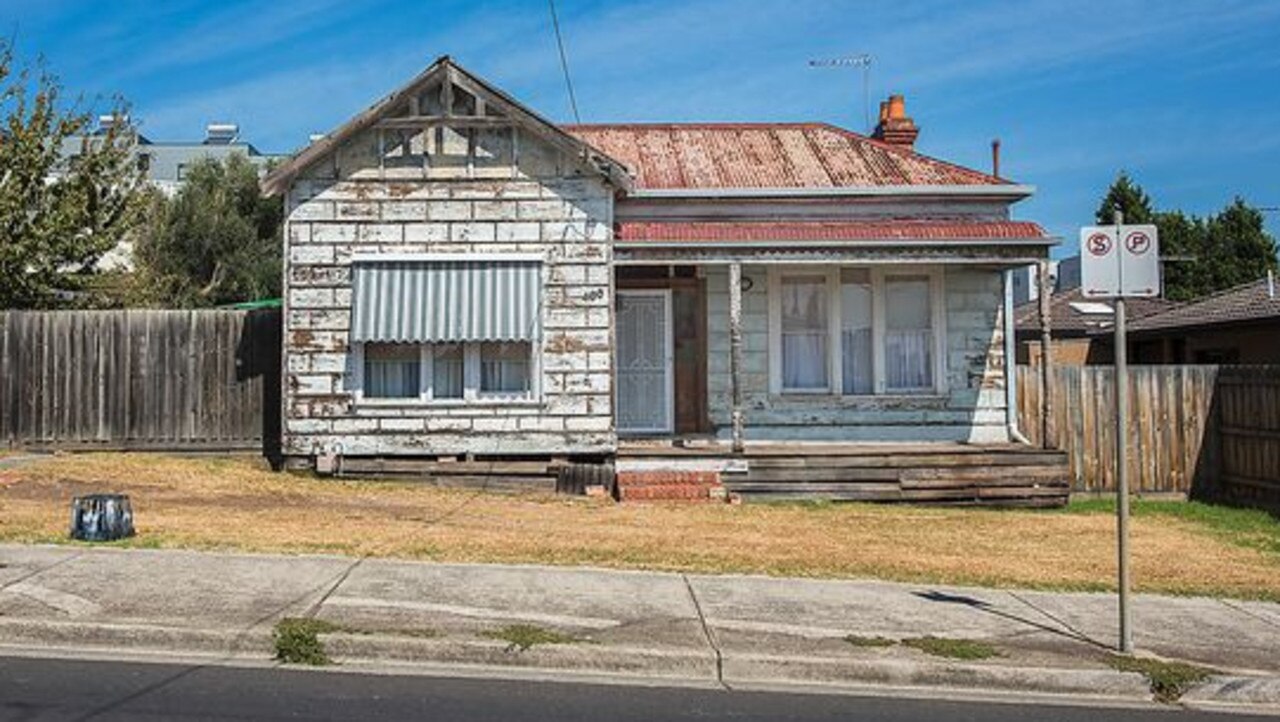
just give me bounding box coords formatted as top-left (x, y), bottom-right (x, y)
top-left (351, 260), bottom-right (541, 343)
top-left (615, 220), bottom-right (1049, 243)
top-left (565, 123), bottom-right (1003, 189)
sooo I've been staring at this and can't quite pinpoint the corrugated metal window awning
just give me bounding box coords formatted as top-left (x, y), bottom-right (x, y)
top-left (351, 259), bottom-right (542, 343)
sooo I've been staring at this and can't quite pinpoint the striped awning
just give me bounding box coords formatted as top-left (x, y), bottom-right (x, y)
top-left (350, 260), bottom-right (541, 343)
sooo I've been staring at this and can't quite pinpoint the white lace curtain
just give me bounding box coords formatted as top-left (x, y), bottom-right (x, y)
top-left (884, 277), bottom-right (933, 390)
top-left (780, 271), bottom-right (935, 395)
top-left (480, 342), bottom-right (532, 393)
top-left (364, 343), bottom-right (421, 398)
top-left (781, 276), bottom-right (828, 390)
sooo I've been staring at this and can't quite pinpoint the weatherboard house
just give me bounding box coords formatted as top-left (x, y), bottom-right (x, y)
top-left (262, 57), bottom-right (1068, 502)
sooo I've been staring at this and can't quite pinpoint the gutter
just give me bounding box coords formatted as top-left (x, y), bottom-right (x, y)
top-left (626, 184), bottom-right (1037, 200)
top-left (1004, 269), bottom-right (1032, 445)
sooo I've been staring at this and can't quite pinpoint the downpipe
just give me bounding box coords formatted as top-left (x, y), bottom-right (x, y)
top-left (1004, 269), bottom-right (1032, 445)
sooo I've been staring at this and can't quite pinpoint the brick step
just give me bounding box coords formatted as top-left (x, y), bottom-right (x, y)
top-left (616, 470), bottom-right (722, 488)
top-left (615, 470), bottom-right (731, 503)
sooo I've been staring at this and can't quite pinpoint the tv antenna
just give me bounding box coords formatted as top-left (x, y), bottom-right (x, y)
top-left (809, 54), bottom-right (874, 132)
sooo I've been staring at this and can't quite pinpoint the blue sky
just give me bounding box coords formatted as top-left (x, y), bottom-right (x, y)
top-left (6, 0), bottom-right (1280, 255)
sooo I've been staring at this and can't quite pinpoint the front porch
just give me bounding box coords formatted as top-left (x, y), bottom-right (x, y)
top-left (616, 440), bottom-right (1070, 506)
top-left (610, 234), bottom-right (1067, 505)
top-left (613, 251), bottom-right (1038, 447)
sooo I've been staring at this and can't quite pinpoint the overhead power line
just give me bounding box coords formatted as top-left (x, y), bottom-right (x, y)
top-left (548, 0), bottom-right (581, 124)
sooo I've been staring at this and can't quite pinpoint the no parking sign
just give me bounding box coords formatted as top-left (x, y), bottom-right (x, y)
top-left (1080, 224), bottom-right (1160, 298)
top-left (1077, 218), bottom-right (1160, 654)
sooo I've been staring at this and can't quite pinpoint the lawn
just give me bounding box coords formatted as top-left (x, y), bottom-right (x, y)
top-left (2, 453), bottom-right (1279, 601)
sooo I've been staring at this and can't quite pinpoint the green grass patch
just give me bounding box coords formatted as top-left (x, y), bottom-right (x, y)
top-left (902, 636), bottom-right (1001, 660)
top-left (273, 617), bottom-right (342, 665)
top-left (1108, 654), bottom-right (1213, 703)
top-left (1065, 499), bottom-right (1280, 558)
top-left (483, 624), bottom-right (582, 652)
top-left (844, 634), bottom-right (896, 648)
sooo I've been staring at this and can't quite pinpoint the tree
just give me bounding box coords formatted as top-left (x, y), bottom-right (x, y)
top-left (1093, 173), bottom-right (1279, 301)
top-left (1197, 198), bottom-right (1278, 296)
top-left (132, 154), bottom-right (282, 307)
top-left (0, 42), bottom-right (148, 308)
top-left (1152, 210), bottom-right (1207, 303)
top-left (1094, 171), bottom-right (1154, 225)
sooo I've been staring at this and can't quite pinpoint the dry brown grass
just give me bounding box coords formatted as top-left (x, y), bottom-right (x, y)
top-left (2, 453), bottom-right (1279, 600)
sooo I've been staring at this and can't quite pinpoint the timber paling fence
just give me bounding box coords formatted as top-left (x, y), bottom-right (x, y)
top-left (1, 310), bottom-right (280, 452)
top-left (1017, 364), bottom-right (1280, 510)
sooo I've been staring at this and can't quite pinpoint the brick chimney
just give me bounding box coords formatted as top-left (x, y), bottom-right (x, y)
top-left (872, 94), bottom-right (919, 150)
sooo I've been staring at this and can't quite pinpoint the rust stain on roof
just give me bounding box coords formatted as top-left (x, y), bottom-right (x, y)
top-left (565, 122), bottom-right (1005, 190)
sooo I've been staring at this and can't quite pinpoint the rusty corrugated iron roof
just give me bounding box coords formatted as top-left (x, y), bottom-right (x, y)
top-left (564, 123), bottom-right (1005, 189)
top-left (616, 220), bottom-right (1049, 243)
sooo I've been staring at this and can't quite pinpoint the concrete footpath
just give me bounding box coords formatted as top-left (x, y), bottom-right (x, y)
top-left (2, 544), bottom-right (1279, 711)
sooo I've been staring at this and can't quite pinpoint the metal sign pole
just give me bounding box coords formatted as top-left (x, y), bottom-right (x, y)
top-left (1114, 207), bottom-right (1133, 654)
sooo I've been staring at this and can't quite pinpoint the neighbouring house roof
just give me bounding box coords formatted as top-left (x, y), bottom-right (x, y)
top-left (261, 56), bottom-right (632, 196)
top-left (616, 220), bottom-right (1051, 244)
top-left (564, 123), bottom-right (1012, 190)
top-left (1014, 287), bottom-right (1176, 336)
top-left (1128, 276), bottom-right (1280, 333)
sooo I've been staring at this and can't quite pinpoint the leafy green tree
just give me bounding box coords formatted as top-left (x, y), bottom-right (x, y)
top-left (1152, 210), bottom-right (1207, 303)
top-left (0, 42), bottom-right (147, 308)
top-left (133, 154), bottom-right (282, 307)
top-left (1094, 171), bottom-right (1154, 225)
top-left (1094, 174), bottom-right (1279, 301)
top-left (1196, 198), bottom-right (1278, 297)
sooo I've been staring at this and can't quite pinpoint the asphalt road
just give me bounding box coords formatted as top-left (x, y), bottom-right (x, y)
top-left (0, 656), bottom-right (1270, 722)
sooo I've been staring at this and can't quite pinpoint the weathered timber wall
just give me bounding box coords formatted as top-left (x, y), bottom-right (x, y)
top-left (705, 266), bottom-right (1009, 443)
top-left (282, 92), bottom-right (615, 459)
top-left (0, 310), bottom-right (280, 452)
top-left (1016, 365), bottom-right (1218, 494)
top-left (1017, 365), bottom-right (1280, 507)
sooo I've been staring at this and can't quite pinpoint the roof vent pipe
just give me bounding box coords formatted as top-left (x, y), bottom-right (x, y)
top-left (1269, 269), bottom-right (1275, 299)
top-left (991, 139), bottom-right (1001, 179)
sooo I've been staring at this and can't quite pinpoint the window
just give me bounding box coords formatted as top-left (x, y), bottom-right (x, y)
top-left (348, 256), bottom-right (543, 405)
top-left (431, 344), bottom-right (465, 399)
top-left (480, 342), bottom-right (532, 395)
top-left (840, 269), bottom-right (874, 395)
top-left (363, 343), bottom-right (421, 399)
top-left (354, 341), bottom-right (535, 403)
top-left (779, 274), bottom-right (830, 392)
top-left (770, 267), bottom-right (944, 396)
top-left (884, 275), bottom-right (934, 392)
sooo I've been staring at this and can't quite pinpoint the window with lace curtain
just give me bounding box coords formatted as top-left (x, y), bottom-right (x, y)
top-left (769, 267), bottom-right (943, 396)
top-left (355, 341), bottom-right (533, 402)
top-left (779, 274), bottom-right (829, 392)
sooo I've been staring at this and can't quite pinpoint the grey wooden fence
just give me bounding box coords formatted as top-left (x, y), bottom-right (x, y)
top-left (1, 310), bottom-right (280, 452)
top-left (1017, 364), bottom-right (1280, 510)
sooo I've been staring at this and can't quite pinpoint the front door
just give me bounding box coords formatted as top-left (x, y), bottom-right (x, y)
top-left (615, 290), bottom-right (674, 434)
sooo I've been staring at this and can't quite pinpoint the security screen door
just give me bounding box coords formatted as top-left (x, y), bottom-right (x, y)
top-left (615, 290), bottom-right (674, 434)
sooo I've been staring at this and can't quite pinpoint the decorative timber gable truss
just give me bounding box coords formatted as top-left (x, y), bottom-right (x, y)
top-left (261, 56), bottom-right (632, 196)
